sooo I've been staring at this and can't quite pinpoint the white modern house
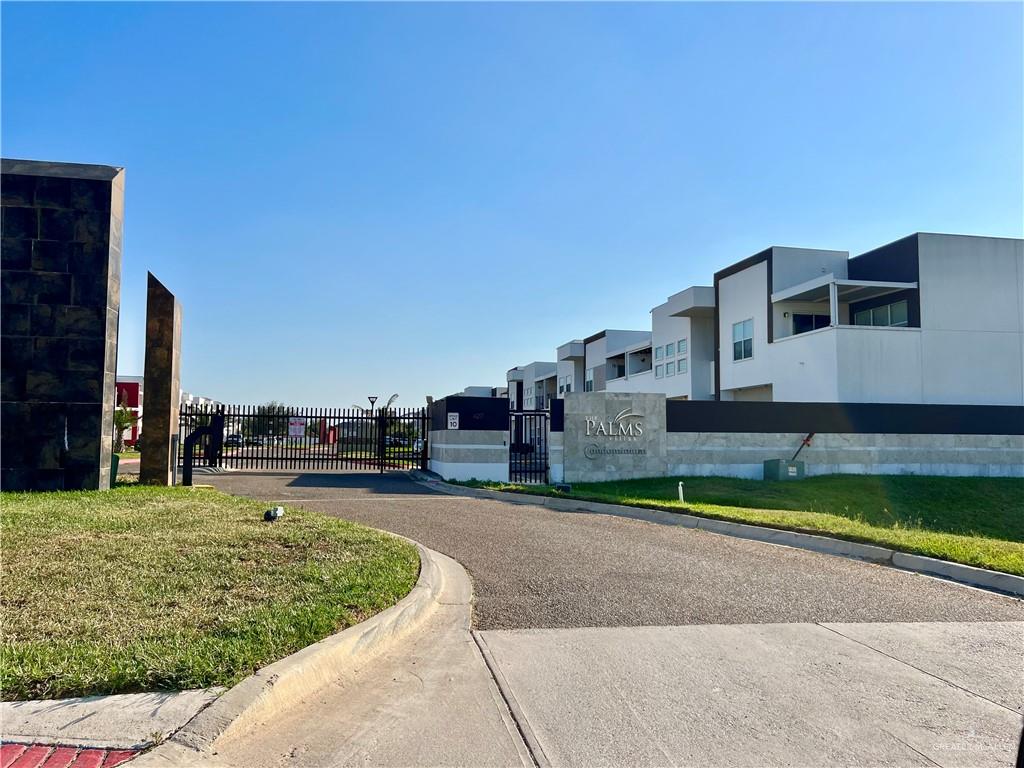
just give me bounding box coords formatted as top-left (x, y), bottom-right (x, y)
top-left (507, 361), bottom-right (557, 410)
top-left (556, 331), bottom-right (654, 399)
top-left (640, 286), bottom-right (716, 400)
top-left (498, 233), bottom-right (1022, 410)
top-left (552, 293), bottom-right (717, 401)
top-left (577, 329), bottom-right (652, 393)
top-left (714, 233), bottom-right (1024, 405)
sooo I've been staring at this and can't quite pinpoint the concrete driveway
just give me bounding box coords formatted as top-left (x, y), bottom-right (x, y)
top-left (199, 470), bottom-right (1024, 767)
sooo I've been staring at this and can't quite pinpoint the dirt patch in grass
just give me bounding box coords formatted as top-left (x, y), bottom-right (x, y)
top-left (0, 485), bottom-right (419, 700)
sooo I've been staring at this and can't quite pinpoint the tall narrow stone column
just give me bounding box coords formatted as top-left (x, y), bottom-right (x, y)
top-left (1, 159), bottom-right (124, 491)
top-left (139, 273), bottom-right (181, 485)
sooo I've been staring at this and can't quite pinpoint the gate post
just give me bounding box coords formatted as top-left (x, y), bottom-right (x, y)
top-left (420, 408), bottom-right (429, 471)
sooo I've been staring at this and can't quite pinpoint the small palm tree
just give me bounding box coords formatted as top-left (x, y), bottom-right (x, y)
top-left (113, 404), bottom-right (139, 453)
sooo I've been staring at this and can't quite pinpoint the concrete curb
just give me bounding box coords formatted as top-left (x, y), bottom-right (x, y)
top-left (414, 474), bottom-right (1024, 599)
top-left (136, 538), bottom-right (444, 763)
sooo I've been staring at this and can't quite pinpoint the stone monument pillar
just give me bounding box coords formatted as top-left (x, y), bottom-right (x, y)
top-left (1, 159), bottom-right (124, 491)
top-left (139, 273), bottom-right (182, 485)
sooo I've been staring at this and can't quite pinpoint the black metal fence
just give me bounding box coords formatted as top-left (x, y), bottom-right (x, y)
top-left (178, 404), bottom-right (429, 473)
top-left (509, 410), bottom-right (549, 484)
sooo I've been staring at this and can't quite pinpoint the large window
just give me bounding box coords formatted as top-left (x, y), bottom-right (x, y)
top-left (677, 339), bottom-right (687, 356)
top-left (664, 344), bottom-right (675, 358)
top-left (666, 361), bottom-right (675, 377)
top-left (792, 313), bottom-right (830, 335)
top-left (732, 319), bottom-right (753, 361)
top-left (677, 357), bottom-right (687, 374)
top-left (854, 299), bottom-right (909, 328)
top-left (655, 347), bottom-right (663, 360)
top-left (584, 368), bottom-right (595, 392)
top-left (655, 364), bottom-right (664, 379)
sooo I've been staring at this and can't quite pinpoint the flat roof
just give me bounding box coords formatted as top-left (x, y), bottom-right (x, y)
top-left (663, 285), bottom-right (715, 318)
top-left (2, 157), bottom-right (123, 181)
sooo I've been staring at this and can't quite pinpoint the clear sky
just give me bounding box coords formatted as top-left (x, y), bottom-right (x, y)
top-left (3, 2), bottom-right (1021, 408)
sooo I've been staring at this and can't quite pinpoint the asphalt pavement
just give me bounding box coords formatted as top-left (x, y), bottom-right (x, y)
top-left (194, 470), bottom-right (1024, 767)
top-left (204, 470), bottom-right (1024, 629)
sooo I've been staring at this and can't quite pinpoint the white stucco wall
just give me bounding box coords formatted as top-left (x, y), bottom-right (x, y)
top-left (916, 234), bottom-right (1024, 405)
top-left (651, 303), bottom-right (692, 398)
top-left (584, 336), bottom-right (608, 391)
top-left (835, 327), bottom-right (924, 403)
top-left (769, 327), bottom-right (840, 401)
top-left (718, 260), bottom-right (772, 395)
top-left (770, 247), bottom-right (849, 292)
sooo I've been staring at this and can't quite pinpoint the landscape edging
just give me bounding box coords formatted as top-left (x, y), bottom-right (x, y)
top-left (415, 474), bottom-right (1024, 599)
top-left (143, 538), bottom-right (443, 760)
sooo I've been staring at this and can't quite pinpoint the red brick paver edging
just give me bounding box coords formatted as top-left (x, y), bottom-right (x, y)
top-left (0, 744), bottom-right (137, 768)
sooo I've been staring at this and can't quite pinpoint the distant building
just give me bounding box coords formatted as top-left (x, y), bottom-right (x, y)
top-left (180, 391), bottom-right (221, 408)
top-left (115, 376), bottom-right (144, 446)
top-left (504, 232), bottom-right (1024, 407)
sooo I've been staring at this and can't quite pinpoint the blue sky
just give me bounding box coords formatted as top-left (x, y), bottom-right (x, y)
top-left (3, 2), bottom-right (1021, 407)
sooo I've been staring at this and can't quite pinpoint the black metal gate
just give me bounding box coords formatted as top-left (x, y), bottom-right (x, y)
top-left (509, 410), bottom-right (549, 484)
top-left (178, 404), bottom-right (429, 476)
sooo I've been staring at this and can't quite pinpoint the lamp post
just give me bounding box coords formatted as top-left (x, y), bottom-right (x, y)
top-left (367, 395), bottom-right (378, 414)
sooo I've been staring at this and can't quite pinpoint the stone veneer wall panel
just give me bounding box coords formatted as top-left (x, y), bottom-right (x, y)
top-left (428, 429), bottom-right (509, 482)
top-left (560, 393), bottom-right (1023, 482)
top-left (139, 273), bottom-right (182, 486)
top-left (1, 159), bottom-right (123, 491)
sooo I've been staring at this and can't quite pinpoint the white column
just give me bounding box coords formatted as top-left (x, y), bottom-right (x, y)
top-left (829, 281), bottom-right (839, 326)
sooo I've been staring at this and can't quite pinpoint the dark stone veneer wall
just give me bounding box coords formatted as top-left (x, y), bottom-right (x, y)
top-left (1, 159), bottom-right (124, 491)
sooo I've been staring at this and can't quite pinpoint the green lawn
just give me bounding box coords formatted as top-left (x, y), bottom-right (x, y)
top-left (459, 475), bottom-right (1024, 576)
top-left (115, 450), bottom-right (139, 459)
top-left (0, 486), bottom-right (419, 701)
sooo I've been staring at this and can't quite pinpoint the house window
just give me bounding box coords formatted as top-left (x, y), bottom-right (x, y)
top-left (677, 357), bottom-right (688, 374)
top-left (565, 382), bottom-right (571, 394)
top-left (664, 344), bottom-right (674, 357)
top-left (655, 364), bottom-right (664, 379)
top-left (732, 319), bottom-right (754, 361)
top-left (854, 299), bottom-right (909, 328)
top-left (655, 347), bottom-right (663, 360)
top-left (677, 339), bottom-right (687, 356)
top-left (584, 368), bottom-right (594, 392)
top-left (666, 361), bottom-right (675, 377)
top-left (792, 313), bottom-right (830, 335)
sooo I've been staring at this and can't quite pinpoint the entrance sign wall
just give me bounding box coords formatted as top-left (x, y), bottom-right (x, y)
top-left (562, 393), bottom-right (668, 483)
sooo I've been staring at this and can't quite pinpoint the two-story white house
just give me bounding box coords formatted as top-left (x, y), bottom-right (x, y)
top-left (507, 361), bottom-right (558, 410)
top-left (714, 233), bottom-right (1024, 405)
top-left (500, 233), bottom-right (1022, 410)
top-left (639, 286), bottom-right (717, 400)
top-left (562, 289), bottom-right (718, 401)
top-left (580, 329), bottom-right (652, 393)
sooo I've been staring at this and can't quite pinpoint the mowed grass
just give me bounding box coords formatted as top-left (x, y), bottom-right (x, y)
top-left (461, 475), bottom-right (1024, 575)
top-left (0, 485), bottom-right (419, 701)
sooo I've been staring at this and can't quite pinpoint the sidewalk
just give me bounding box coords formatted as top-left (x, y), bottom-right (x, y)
top-left (1, 690), bottom-right (221, 751)
top-left (134, 549), bottom-right (530, 767)
top-left (137, 549), bottom-right (1023, 768)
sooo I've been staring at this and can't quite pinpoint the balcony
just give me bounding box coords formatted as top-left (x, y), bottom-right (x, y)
top-left (557, 340), bottom-right (585, 361)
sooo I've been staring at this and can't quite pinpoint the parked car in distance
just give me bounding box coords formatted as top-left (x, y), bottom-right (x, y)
top-left (245, 435), bottom-right (263, 447)
top-left (225, 434), bottom-right (243, 448)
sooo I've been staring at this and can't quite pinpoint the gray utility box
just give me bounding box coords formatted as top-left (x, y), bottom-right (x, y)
top-left (763, 459), bottom-right (805, 481)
